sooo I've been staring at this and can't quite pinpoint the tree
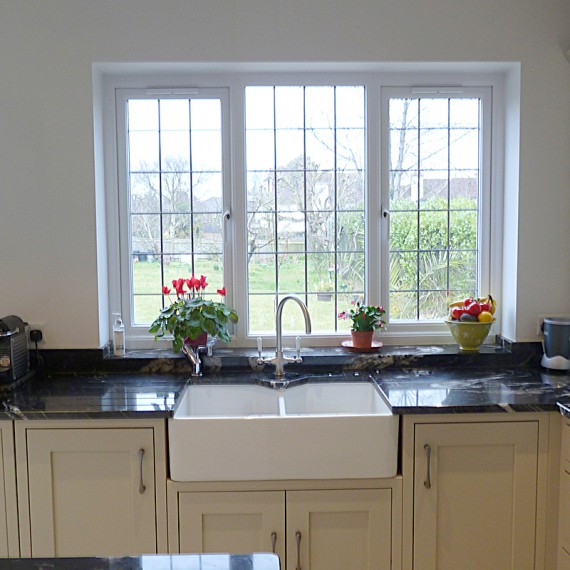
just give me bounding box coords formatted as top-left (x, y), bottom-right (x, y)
top-left (130, 156), bottom-right (222, 260)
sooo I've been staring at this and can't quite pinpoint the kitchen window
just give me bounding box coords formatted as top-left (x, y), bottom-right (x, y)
top-left (245, 85), bottom-right (365, 334)
top-left (384, 90), bottom-right (492, 322)
top-left (105, 70), bottom-right (497, 347)
top-left (115, 89), bottom-right (230, 328)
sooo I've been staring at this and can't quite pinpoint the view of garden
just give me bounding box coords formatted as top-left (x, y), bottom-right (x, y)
top-left (127, 91), bottom-right (480, 335)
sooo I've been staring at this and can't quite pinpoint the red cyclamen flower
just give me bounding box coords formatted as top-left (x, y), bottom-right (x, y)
top-left (186, 275), bottom-right (200, 291)
top-left (199, 275), bottom-right (208, 290)
top-left (217, 287), bottom-right (226, 296)
top-left (162, 286), bottom-right (171, 295)
top-left (173, 277), bottom-right (186, 296)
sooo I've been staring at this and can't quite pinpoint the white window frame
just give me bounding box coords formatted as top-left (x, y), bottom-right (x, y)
top-left (379, 85), bottom-right (495, 341)
top-left (101, 66), bottom-right (504, 349)
top-left (113, 87), bottom-right (232, 346)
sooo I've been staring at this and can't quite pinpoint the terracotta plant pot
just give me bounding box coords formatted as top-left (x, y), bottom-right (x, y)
top-left (351, 330), bottom-right (374, 349)
top-left (184, 332), bottom-right (208, 349)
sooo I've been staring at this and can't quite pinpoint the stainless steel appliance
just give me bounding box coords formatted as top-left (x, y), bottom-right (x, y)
top-left (0, 315), bottom-right (30, 383)
top-left (541, 317), bottom-right (570, 370)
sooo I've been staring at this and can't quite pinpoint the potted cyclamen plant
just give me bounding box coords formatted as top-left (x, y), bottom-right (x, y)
top-left (149, 275), bottom-right (238, 353)
top-left (338, 301), bottom-right (386, 349)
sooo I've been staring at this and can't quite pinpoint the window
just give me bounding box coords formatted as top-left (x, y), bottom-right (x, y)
top-left (245, 85), bottom-right (365, 334)
top-left (114, 88), bottom-right (230, 340)
top-left (105, 71), bottom-right (497, 347)
top-left (385, 91), bottom-right (491, 322)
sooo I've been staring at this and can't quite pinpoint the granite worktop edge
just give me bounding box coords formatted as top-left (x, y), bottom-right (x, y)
top-left (36, 337), bottom-right (543, 375)
top-left (2, 364), bottom-right (569, 419)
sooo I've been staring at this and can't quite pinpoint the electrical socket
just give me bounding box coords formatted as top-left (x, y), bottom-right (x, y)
top-left (537, 315), bottom-right (547, 337)
top-left (27, 322), bottom-right (45, 333)
top-left (27, 322), bottom-right (45, 343)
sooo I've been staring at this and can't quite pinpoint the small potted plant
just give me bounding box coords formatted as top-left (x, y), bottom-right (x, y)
top-left (338, 301), bottom-right (386, 349)
top-left (315, 278), bottom-right (334, 302)
top-left (149, 275), bottom-right (238, 353)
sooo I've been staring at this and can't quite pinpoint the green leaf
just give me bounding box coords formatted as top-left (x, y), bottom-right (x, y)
top-left (202, 318), bottom-right (216, 335)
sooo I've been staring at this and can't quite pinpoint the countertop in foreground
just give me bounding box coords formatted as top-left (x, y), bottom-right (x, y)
top-left (0, 554), bottom-right (279, 569)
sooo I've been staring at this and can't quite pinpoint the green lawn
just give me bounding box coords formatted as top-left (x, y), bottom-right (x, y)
top-left (133, 260), bottom-right (358, 334)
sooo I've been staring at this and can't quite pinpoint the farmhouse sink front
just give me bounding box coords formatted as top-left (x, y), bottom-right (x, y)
top-left (169, 381), bottom-right (398, 481)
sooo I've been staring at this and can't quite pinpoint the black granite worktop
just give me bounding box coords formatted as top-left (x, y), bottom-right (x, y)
top-left (2, 340), bottom-right (569, 418)
top-left (0, 553), bottom-right (279, 569)
top-left (2, 365), bottom-right (570, 419)
top-left (0, 373), bottom-right (188, 420)
top-left (376, 366), bottom-right (570, 413)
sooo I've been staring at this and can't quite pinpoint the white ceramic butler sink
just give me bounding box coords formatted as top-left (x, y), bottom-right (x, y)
top-left (169, 381), bottom-right (399, 482)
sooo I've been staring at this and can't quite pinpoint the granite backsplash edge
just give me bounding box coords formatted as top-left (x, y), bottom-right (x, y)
top-left (36, 336), bottom-right (543, 376)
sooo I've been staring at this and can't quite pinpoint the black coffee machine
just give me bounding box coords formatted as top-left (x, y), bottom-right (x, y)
top-left (0, 315), bottom-right (30, 383)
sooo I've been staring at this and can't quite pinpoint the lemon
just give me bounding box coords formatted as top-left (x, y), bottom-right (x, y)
top-left (478, 311), bottom-right (494, 323)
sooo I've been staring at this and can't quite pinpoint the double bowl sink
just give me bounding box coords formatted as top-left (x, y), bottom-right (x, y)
top-left (169, 378), bottom-right (398, 481)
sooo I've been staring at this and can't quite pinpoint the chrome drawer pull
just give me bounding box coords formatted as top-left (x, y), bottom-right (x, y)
top-left (295, 531), bottom-right (302, 570)
top-left (138, 448), bottom-right (146, 494)
top-left (424, 444), bottom-right (432, 489)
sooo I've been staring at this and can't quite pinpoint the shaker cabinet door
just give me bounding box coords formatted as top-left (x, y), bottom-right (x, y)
top-left (413, 421), bottom-right (538, 570)
top-left (23, 428), bottom-right (157, 557)
top-left (177, 491), bottom-right (286, 563)
top-left (286, 489), bottom-right (393, 570)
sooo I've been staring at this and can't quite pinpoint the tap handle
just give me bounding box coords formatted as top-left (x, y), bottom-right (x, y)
top-left (295, 336), bottom-right (301, 359)
top-left (257, 336), bottom-right (263, 359)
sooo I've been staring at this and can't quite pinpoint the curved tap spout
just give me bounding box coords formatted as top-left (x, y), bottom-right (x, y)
top-left (257, 295), bottom-right (312, 379)
top-left (273, 295), bottom-right (312, 376)
top-left (276, 295), bottom-right (312, 354)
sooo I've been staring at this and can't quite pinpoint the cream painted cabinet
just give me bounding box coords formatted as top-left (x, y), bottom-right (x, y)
top-left (0, 420), bottom-right (19, 557)
top-left (558, 417), bottom-right (570, 568)
top-left (177, 491), bottom-right (286, 561)
top-left (286, 489), bottom-right (392, 570)
top-left (15, 419), bottom-right (168, 558)
top-left (412, 420), bottom-right (539, 570)
top-left (170, 486), bottom-right (397, 570)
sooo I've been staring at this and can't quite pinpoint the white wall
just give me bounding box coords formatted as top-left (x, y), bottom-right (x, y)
top-left (0, 0), bottom-right (569, 347)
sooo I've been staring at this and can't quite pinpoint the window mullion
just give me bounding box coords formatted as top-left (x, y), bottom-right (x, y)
top-left (446, 98), bottom-right (451, 298)
top-left (157, 100), bottom-right (166, 309)
top-left (188, 99), bottom-right (195, 273)
top-left (372, 82), bottom-right (386, 315)
top-left (303, 86), bottom-right (309, 308)
top-left (272, 87), bottom-right (279, 308)
top-left (416, 98), bottom-right (421, 320)
top-left (333, 86), bottom-right (338, 330)
top-left (228, 83), bottom-right (247, 342)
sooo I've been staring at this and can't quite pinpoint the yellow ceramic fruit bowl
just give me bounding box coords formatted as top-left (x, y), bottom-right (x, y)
top-left (444, 318), bottom-right (495, 351)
